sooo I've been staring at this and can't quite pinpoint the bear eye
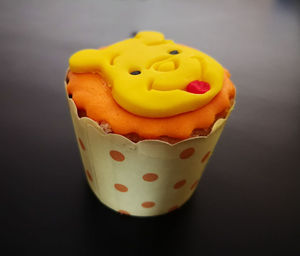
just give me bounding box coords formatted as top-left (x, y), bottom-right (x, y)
top-left (130, 70), bottom-right (141, 75)
top-left (169, 50), bottom-right (179, 55)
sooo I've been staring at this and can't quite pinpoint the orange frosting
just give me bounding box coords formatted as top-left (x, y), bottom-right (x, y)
top-left (67, 70), bottom-right (235, 139)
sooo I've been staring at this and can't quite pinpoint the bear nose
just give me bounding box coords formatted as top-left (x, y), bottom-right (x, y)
top-left (155, 60), bottom-right (176, 72)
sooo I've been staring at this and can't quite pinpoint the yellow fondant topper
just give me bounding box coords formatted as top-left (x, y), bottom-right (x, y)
top-left (69, 31), bottom-right (224, 118)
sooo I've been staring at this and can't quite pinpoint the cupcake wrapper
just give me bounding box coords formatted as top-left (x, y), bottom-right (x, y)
top-left (65, 81), bottom-right (234, 217)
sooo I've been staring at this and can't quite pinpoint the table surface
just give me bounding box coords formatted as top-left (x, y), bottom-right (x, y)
top-left (1, 0), bottom-right (300, 255)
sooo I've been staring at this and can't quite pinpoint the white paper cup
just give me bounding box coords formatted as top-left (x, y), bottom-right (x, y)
top-left (65, 80), bottom-right (233, 217)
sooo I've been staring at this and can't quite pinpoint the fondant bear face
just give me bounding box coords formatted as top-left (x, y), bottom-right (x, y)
top-left (69, 31), bottom-right (224, 118)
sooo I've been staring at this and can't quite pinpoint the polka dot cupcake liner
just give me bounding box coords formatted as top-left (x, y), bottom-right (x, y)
top-left (65, 81), bottom-right (234, 217)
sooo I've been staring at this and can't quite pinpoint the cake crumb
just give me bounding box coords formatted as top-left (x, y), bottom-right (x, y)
top-left (99, 121), bottom-right (112, 133)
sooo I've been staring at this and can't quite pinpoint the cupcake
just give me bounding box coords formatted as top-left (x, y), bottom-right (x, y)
top-left (65, 31), bottom-right (235, 216)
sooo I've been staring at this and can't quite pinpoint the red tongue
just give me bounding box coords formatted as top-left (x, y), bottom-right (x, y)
top-left (186, 80), bottom-right (210, 94)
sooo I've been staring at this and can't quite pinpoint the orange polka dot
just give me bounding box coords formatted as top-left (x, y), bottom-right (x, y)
top-left (86, 170), bottom-right (93, 182)
top-left (168, 206), bottom-right (178, 212)
top-left (201, 151), bottom-right (211, 163)
top-left (180, 147), bottom-right (195, 159)
top-left (190, 180), bottom-right (199, 190)
top-left (141, 201), bottom-right (155, 208)
top-left (143, 173), bottom-right (158, 182)
top-left (110, 150), bottom-right (125, 161)
top-left (78, 138), bottom-right (86, 151)
top-left (174, 179), bottom-right (186, 189)
top-left (114, 184), bottom-right (128, 192)
top-left (118, 210), bottom-right (130, 215)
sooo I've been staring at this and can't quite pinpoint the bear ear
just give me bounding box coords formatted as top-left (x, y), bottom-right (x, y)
top-left (69, 49), bottom-right (104, 73)
top-left (134, 31), bottom-right (166, 45)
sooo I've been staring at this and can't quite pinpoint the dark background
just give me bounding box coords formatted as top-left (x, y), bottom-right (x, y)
top-left (1, 0), bottom-right (300, 255)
